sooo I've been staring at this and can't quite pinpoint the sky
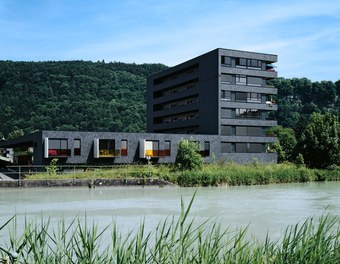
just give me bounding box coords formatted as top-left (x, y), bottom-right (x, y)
top-left (0, 0), bottom-right (340, 81)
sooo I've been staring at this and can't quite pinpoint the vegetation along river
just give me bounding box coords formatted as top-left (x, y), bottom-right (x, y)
top-left (0, 182), bottom-right (339, 243)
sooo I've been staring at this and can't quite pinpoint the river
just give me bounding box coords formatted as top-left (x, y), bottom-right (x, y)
top-left (0, 182), bottom-right (339, 242)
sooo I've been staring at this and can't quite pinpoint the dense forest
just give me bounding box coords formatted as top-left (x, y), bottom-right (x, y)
top-left (0, 60), bottom-right (167, 138)
top-left (0, 60), bottom-right (339, 167)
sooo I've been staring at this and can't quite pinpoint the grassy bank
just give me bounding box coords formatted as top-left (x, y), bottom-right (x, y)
top-left (0, 194), bottom-right (339, 263)
top-left (24, 163), bottom-right (340, 187)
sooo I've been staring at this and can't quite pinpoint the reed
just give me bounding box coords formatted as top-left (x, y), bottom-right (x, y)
top-left (0, 193), bottom-right (339, 263)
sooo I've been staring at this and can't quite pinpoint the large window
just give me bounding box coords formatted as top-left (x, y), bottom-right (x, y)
top-left (235, 58), bottom-right (247, 68)
top-left (247, 76), bottom-right (262, 86)
top-left (247, 92), bottom-right (262, 103)
top-left (236, 126), bottom-right (247, 136)
top-left (164, 140), bottom-right (171, 156)
top-left (48, 139), bottom-right (70, 157)
top-left (235, 58), bottom-right (262, 70)
top-left (99, 139), bottom-right (118, 157)
top-left (235, 109), bottom-right (261, 119)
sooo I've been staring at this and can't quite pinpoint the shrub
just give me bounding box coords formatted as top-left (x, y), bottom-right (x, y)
top-left (175, 139), bottom-right (204, 171)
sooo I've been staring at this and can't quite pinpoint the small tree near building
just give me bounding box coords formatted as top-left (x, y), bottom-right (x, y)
top-left (175, 139), bottom-right (203, 171)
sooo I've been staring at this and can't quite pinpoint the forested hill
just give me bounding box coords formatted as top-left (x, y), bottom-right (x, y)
top-left (0, 60), bottom-right (339, 139)
top-left (0, 60), bottom-right (167, 138)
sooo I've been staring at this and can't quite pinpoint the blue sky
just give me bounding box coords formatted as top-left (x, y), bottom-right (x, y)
top-left (1, 0), bottom-right (340, 81)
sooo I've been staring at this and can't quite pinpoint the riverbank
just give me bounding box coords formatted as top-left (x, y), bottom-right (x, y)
top-left (1, 163), bottom-right (339, 188)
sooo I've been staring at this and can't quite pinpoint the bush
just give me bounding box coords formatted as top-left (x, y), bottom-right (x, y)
top-left (175, 139), bottom-right (204, 171)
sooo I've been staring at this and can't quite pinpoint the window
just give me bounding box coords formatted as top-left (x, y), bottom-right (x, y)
top-left (247, 92), bottom-right (261, 103)
top-left (200, 141), bottom-right (210, 157)
top-left (221, 142), bottom-right (234, 153)
top-left (221, 108), bottom-right (232, 118)
top-left (236, 75), bottom-right (247, 85)
top-left (236, 126), bottom-right (247, 136)
top-left (248, 143), bottom-right (263, 153)
top-left (74, 139), bottom-right (81, 156)
top-left (247, 109), bottom-right (261, 119)
top-left (164, 140), bottom-right (171, 156)
top-left (221, 74), bottom-right (232, 83)
top-left (236, 143), bottom-right (247, 153)
top-left (221, 56), bottom-right (231, 66)
top-left (235, 92), bottom-right (247, 102)
top-left (99, 139), bottom-right (118, 157)
top-left (248, 59), bottom-right (262, 69)
top-left (236, 58), bottom-right (247, 68)
top-left (235, 108), bottom-right (247, 118)
top-left (48, 139), bottom-right (70, 157)
top-left (247, 76), bottom-right (262, 86)
top-left (221, 90), bottom-right (231, 100)
top-left (248, 127), bottom-right (263, 136)
top-left (121, 140), bottom-right (128, 156)
top-left (221, 125), bottom-right (232, 136)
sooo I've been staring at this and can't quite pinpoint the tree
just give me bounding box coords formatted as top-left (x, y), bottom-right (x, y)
top-left (175, 139), bottom-right (204, 171)
top-left (267, 126), bottom-right (297, 163)
top-left (299, 112), bottom-right (340, 168)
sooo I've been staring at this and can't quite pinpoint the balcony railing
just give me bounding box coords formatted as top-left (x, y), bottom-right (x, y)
top-left (99, 149), bottom-right (120, 157)
top-left (48, 149), bottom-right (71, 157)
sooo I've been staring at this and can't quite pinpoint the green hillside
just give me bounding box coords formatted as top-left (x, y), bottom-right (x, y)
top-left (0, 60), bottom-right (167, 138)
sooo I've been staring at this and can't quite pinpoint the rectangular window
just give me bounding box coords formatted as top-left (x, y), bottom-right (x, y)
top-left (48, 139), bottom-right (70, 157)
top-left (221, 74), bottom-right (232, 83)
top-left (121, 140), bottom-right (128, 156)
top-left (236, 58), bottom-right (247, 68)
top-left (99, 139), bottom-right (118, 157)
top-left (235, 108), bottom-right (247, 118)
top-left (248, 143), bottom-right (262, 153)
top-left (221, 56), bottom-right (231, 66)
top-left (247, 92), bottom-right (261, 103)
top-left (74, 139), bottom-right (81, 156)
top-left (248, 127), bottom-right (263, 136)
top-left (236, 143), bottom-right (247, 153)
top-left (221, 125), bottom-right (232, 136)
top-left (236, 75), bottom-right (247, 85)
top-left (221, 142), bottom-right (232, 153)
top-left (221, 90), bottom-right (231, 100)
top-left (221, 108), bottom-right (232, 118)
top-left (236, 126), bottom-right (247, 136)
top-left (235, 92), bottom-right (247, 102)
top-left (164, 140), bottom-right (171, 156)
top-left (247, 76), bottom-right (262, 86)
top-left (200, 141), bottom-right (210, 157)
top-left (247, 109), bottom-right (261, 119)
top-left (248, 59), bottom-right (262, 69)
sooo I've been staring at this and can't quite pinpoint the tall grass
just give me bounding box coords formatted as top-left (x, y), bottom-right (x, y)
top-left (24, 163), bottom-right (340, 187)
top-left (0, 193), bottom-right (339, 263)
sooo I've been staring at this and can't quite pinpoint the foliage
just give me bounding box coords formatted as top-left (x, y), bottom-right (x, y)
top-left (0, 60), bottom-right (167, 137)
top-left (175, 139), bottom-right (204, 171)
top-left (24, 163), bottom-right (340, 186)
top-left (299, 112), bottom-right (340, 168)
top-left (45, 158), bottom-right (59, 176)
top-left (0, 200), bottom-right (339, 263)
top-left (267, 126), bottom-right (297, 162)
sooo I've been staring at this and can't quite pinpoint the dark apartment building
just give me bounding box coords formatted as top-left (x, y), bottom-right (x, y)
top-left (147, 48), bottom-right (277, 160)
top-left (0, 48), bottom-right (278, 166)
